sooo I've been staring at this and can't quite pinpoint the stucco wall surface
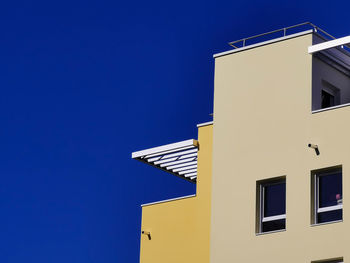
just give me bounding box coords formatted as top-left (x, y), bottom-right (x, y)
top-left (140, 124), bottom-right (213, 263)
top-left (211, 33), bottom-right (350, 263)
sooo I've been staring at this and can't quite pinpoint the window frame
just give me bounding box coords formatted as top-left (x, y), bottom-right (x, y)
top-left (311, 166), bottom-right (343, 225)
top-left (321, 79), bottom-right (341, 109)
top-left (256, 176), bottom-right (286, 234)
top-left (321, 89), bottom-right (335, 109)
top-left (312, 258), bottom-right (343, 263)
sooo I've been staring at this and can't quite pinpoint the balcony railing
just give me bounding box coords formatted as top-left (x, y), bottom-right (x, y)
top-left (228, 22), bottom-right (336, 49)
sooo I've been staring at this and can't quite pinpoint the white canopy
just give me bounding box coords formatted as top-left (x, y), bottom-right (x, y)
top-left (132, 139), bottom-right (199, 183)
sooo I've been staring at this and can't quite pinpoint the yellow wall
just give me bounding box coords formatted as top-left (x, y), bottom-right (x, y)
top-left (210, 33), bottom-right (350, 263)
top-left (140, 124), bottom-right (213, 263)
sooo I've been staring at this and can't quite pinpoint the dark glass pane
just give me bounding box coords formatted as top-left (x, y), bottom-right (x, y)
top-left (319, 171), bottom-right (342, 208)
top-left (262, 219), bottom-right (285, 232)
top-left (264, 182), bottom-right (286, 217)
top-left (321, 90), bottom-right (335, 108)
top-left (317, 209), bottom-right (342, 223)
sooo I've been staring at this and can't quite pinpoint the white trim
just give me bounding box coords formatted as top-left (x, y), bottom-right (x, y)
top-left (318, 204), bottom-right (343, 213)
top-left (312, 102), bottom-right (350, 114)
top-left (262, 214), bottom-right (286, 222)
top-left (311, 219), bottom-right (343, 227)
top-left (308, 35), bottom-right (350, 54)
top-left (154, 157), bottom-right (178, 165)
top-left (141, 194), bottom-right (196, 207)
top-left (314, 172), bottom-right (318, 223)
top-left (172, 165), bottom-right (197, 172)
top-left (132, 139), bottom-right (199, 182)
top-left (159, 157), bottom-right (197, 167)
top-left (167, 161), bottom-right (197, 170)
top-left (185, 172), bottom-right (197, 177)
top-left (179, 168), bottom-right (197, 175)
top-left (147, 148), bottom-right (197, 162)
top-left (154, 153), bottom-right (197, 165)
top-left (213, 30), bottom-right (313, 58)
top-left (144, 145), bottom-right (195, 159)
top-left (132, 139), bottom-right (197, 159)
top-left (184, 172), bottom-right (197, 178)
top-left (197, 121), bottom-right (213, 128)
top-left (256, 229), bottom-right (286, 236)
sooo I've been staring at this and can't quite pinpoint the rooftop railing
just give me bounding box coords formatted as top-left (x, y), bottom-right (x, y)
top-left (228, 22), bottom-right (336, 49)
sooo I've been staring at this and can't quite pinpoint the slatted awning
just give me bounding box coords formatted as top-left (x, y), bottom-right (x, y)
top-left (131, 139), bottom-right (199, 183)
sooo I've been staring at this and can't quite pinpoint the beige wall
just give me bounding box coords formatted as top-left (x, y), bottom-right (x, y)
top-left (140, 124), bottom-right (213, 263)
top-left (211, 33), bottom-right (350, 263)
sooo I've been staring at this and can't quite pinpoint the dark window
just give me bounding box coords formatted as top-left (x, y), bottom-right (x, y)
top-left (321, 89), bottom-right (335, 108)
top-left (264, 182), bottom-right (286, 217)
top-left (313, 167), bottom-right (342, 224)
top-left (319, 171), bottom-right (342, 208)
top-left (317, 209), bottom-right (342, 224)
top-left (258, 178), bottom-right (286, 233)
top-left (262, 219), bottom-right (285, 233)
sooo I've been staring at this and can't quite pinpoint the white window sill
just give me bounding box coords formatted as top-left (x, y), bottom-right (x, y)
top-left (312, 102), bottom-right (350, 114)
top-left (256, 229), bottom-right (286, 236)
top-left (311, 220), bottom-right (343, 227)
top-left (262, 214), bottom-right (286, 222)
top-left (317, 204), bottom-right (342, 213)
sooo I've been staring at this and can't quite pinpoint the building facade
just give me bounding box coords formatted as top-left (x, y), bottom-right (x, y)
top-left (132, 23), bottom-right (350, 263)
top-left (133, 124), bottom-right (212, 263)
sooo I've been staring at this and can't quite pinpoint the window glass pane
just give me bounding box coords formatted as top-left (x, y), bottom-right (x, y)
top-left (321, 90), bottom-right (335, 108)
top-left (262, 219), bottom-right (285, 232)
top-left (317, 209), bottom-right (342, 223)
top-left (319, 171), bottom-right (342, 208)
top-left (264, 182), bottom-right (286, 217)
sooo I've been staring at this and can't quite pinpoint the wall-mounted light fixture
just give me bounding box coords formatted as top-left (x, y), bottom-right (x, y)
top-left (308, 143), bottom-right (320, 155)
top-left (141, 230), bottom-right (151, 240)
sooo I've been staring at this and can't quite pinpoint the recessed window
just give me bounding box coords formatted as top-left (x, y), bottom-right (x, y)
top-left (257, 177), bottom-right (286, 233)
top-left (321, 81), bottom-right (340, 109)
top-left (311, 41), bottom-right (350, 112)
top-left (311, 166), bottom-right (342, 224)
top-left (321, 89), bottom-right (335, 108)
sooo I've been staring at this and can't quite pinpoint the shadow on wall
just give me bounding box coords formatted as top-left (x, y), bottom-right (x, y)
top-left (312, 34), bottom-right (350, 111)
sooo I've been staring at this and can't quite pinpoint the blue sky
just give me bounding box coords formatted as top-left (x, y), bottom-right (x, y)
top-left (1, 0), bottom-right (349, 262)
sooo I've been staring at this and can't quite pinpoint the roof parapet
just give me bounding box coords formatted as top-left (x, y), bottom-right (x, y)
top-left (228, 22), bottom-right (333, 49)
top-left (214, 22), bottom-right (338, 59)
top-left (197, 121), bottom-right (213, 128)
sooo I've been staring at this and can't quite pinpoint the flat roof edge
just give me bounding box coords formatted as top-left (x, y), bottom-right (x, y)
top-left (213, 29), bottom-right (313, 59)
top-left (308, 35), bottom-right (350, 54)
top-left (141, 194), bottom-right (196, 207)
top-left (197, 121), bottom-right (213, 128)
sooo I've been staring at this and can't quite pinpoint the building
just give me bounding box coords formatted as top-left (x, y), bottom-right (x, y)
top-left (132, 22), bottom-right (350, 263)
top-left (132, 125), bottom-right (213, 263)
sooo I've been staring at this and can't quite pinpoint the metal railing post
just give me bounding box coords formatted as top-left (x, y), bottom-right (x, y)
top-left (228, 22), bottom-right (337, 49)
